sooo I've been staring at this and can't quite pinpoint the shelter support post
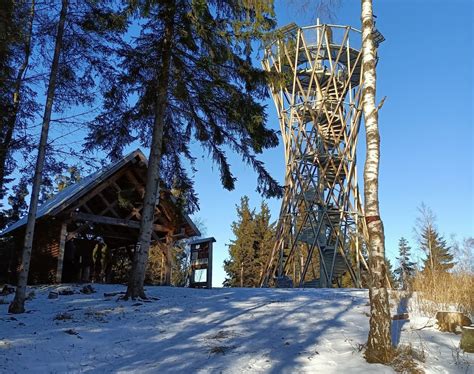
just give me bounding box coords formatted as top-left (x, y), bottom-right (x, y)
top-left (163, 234), bottom-right (172, 286)
top-left (56, 222), bottom-right (68, 283)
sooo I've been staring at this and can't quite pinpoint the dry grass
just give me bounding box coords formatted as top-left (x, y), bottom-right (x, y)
top-left (390, 343), bottom-right (426, 374)
top-left (208, 330), bottom-right (236, 340)
top-left (451, 344), bottom-right (472, 371)
top-left (84, 309), bottom-right (108, 323)
top-left (26, 291), bottom-right (35, 300)
top-left (54, 312), bottom-right (73, 321)
top-left (411, 271), bottom-right (474, 317)
top-left (206, 330), bottom-right (237, 357)
top-left (208, 345), bottom-right (236, 356)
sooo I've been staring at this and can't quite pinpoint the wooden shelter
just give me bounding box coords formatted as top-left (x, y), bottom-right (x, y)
top-left (0, 149), bottom-right (200, 284)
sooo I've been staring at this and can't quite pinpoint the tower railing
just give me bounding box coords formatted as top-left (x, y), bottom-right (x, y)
top-left (260, 23), bottom-right (370, 288)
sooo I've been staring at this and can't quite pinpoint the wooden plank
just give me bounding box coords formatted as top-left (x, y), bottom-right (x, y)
top-left (98, 192), bottom-right (120, 217)
top-left (62, 168), bottom-right (129, 215)
top-left (82, 203), bottom-right (94, 214)
top-left (259, 25), bottom-right (368, 288)
top-left (99, 199), bottom-right (119, 217)
top-left (156, 198), bottom-right (174, 224)
top-left (163, 237), bottom-right (172, 286)
top-left (100, 232), bottom-right (137, 241)
top-left (55, 222), bottom-right (68, 283)
top-left (112, 181), bottom-right (122, 192)
top-left (70, 212), bottom-right (170, 233)
top-left (125, 205), bottom-right (142, 220)
top-left (125, 171), bottom-right (145, 198)
top-left (66, 223), bottom-right (89, 241)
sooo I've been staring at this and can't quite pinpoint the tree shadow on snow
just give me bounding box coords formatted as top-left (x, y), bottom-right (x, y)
top-left (391, 292), bottom-right (412, 347)
top-left (78, 288), bottom-right (369, 373)
top-left (1, 286), bottom-right (372, 373)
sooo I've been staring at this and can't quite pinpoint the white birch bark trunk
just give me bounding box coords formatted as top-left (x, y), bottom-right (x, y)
top-left (361, 0), bottom-right (393, 363)
top-left (9, 0), bottom-right (69, 314)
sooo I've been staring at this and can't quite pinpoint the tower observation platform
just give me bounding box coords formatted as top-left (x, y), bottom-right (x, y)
top-left (260, 22), bottom-right (371, 288)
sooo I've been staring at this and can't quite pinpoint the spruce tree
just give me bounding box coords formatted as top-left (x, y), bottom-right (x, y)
top-left (420, 227), bottom-right (454, 274)
top-left (385, 259), bottom-right (398, 289)
top-left (224, 196), bottom-right (256, 287)
top-left (253, 201), bottom-right (275, 283)
top-left (415, 204), bottom-right (455, 276)
top-left (224, 197), bottom-right (275, 287)
top-left (1, 0), bottom-right (125, 199)
top-left (55, 166), bottom-right (81, 192)
top-left (84, 0), bottom-right (281, 299)
top-left (0, 0), bottom-right (38, 198)
top-left (394, 237), bottom-right (416, 290)
top-left (0, 177), bottom-right (29, 230)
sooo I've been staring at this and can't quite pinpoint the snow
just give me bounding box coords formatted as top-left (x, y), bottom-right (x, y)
top-left (0, 285), bottom-right (472, 373)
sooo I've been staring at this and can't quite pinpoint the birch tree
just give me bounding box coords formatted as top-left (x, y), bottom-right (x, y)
top-left (9, 0), bottom-right (69, 314)
top-left (8, 0), bottom-right (124, 313)
top-left (305, 0), bottom-right (393, 360)
top-left (360, 0), bottom-right (392, 363)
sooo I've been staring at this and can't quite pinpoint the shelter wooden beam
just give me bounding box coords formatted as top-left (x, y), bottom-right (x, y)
top-left (70, 212), bottom-right (171, 233)
top-left (62, 168), bottom-right (128, 215)
top-left (56, 222), bottom-right (68, 283)
top-left (66, 223), bottom-right (90, 241)
top-left (101, 232), bottom-right (137, 241)
top-left (98, 192), bottom-right (120, 218)
top-left (125, 171), bottom-right (145, 197)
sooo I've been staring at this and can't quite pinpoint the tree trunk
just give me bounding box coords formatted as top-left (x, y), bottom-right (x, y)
top-left (460, 326), bottom-right (474, 353)
top-left (125, 3), bottom-right (175, 300)
top-left (428, 232), bottom-right (435, 289)
top-left (160, 251), bottom-right (164, 284)
top-left (8, 0), bottom-right (68, 314)
top-left (0, 0), bottom-right (35, 197)
top-left (163, 235), bottom-right (172, 286)
top-left (361, 0), bottom-right (393, 364)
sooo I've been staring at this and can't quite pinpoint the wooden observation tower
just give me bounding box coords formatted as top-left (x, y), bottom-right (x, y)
top-left (260, 22), bottom-right (371, 288)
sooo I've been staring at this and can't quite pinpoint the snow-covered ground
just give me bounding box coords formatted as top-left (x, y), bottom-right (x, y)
top-left (0, 285), bottom-right (472, 373)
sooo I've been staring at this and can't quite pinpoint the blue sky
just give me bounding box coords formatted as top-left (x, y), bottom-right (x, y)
top-left (187, 0), bottom-right (473, 286)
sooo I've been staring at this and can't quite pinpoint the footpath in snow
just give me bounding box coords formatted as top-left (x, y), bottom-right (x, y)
top-left (0, 285), bottom-right (472, 373)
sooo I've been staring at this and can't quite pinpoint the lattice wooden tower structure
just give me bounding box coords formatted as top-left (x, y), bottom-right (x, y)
top-left (261, 22), bottom-right (370, 288)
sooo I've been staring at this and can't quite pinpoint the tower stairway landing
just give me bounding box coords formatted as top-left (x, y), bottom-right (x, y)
top-left (260, 22), bottom-right (369, 289)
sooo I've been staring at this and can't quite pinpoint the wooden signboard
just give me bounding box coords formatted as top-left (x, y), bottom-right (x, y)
top-left (189, 237), bottom-right (215, 289)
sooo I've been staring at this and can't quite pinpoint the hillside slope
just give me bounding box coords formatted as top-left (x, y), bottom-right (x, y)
top-left (0, 285), bottom-right (472, 373)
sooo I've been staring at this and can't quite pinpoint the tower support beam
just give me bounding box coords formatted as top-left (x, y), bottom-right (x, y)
top-left (260, 23), bottom-right (369, 288)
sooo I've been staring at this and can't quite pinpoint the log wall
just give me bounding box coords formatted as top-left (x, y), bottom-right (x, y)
top-left (28, 218), bottom-right (63, 284)
top-left (3, 218), bottom-right (63, 285)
